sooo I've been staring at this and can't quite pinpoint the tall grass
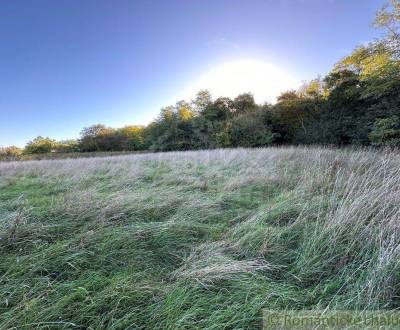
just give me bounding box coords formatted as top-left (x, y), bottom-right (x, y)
top-left (0, 147), bottom-right (399, 328)
top-left (0, 150), bottom-right (147, 162)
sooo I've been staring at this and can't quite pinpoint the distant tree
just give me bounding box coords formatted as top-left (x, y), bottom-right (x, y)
top-left (221, 107), bottom-right (278, 147)
top-left (54, 139), bottom-right (80, 153)
top-left (175, 101), bottom-right (195, 149)
top-left (145, 101), bottom-right (196, 151)
top-left (327, 37), bottom-right (400, 145)
top-left (24, 136), bottom-right (56, 154)
top-left (79, 124), bottom-right (116, 151)
top-left (149, 106), bottom-right (180, 151)
top-left (276, 90), bottom-right (298, 102)
top-left (192, 97), bottom-right (235, 149)
top-left (80, 124), bottom-right (105, 151)
top-left (192, 90), bottom-right (212, 113)
top-left (116, 126), bottom-right (145, 150)
top-left (176, 101), bottom-right (194, 121)
top-left (374, 0), bottom-right (400, 55)
top-left (0, 146), bottom-right (23, 160)
top-left (321, 69), bottom-right (366, 145)
top-left (336, 42), bottom-right (400, 98)
top-left (208, 97), bottom-right (236, 119)
top-left (274, 90), bottom-right (320, 143)
top-left (233, 93), bottom-right (257, 113)
top-left (298, 78), bottom-right (327, 99)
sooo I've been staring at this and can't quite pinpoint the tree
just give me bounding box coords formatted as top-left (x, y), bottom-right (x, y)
top-left (192, 97), bottom-right (235, 149)
top-left (322, 70), bottom-right (366, 145)
top-left (54, 140), bottom-right (80, 153)
top-left (192, 90), bottom-right (212, 113)
top-left (176, 101), bottom-right (194, 121)
top-left (369, 116), bottom-right (400, 146)
top-left (79, 124), bottom-right (116, 151)
top-left (298, 78), bottom-right (327, 99)
top-left (145, 102), bottom-right (196, 151)
top-left (374, 0), bottom-right (400, 55)
top-left (335, 42), bottom-right (400, 99)
top-left (0, 146), bottom-right (23, 160)
top-left (329, 32), bottom-right (400, 145)
top-left (274, 90), bottom-right (323, 143)
top-left (116, 126), bottom-right (145, 151)
top-left (221, 108), bottom-right (278, 147)
top-left (233, 93), bottom-right (257, 113)
top-left (24, 136), bottom-right (56, 154)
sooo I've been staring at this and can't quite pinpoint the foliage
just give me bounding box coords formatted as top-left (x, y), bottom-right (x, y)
top-left (145, 102), bottom-right (196, 151)
top-left (233, 92), bottom-right (257, 113)
top-left (369, 115), bottom-right (400, 146)
top-left (79, 124), bottom-right (116, 152)
top-left (116, 126), bottom-right (146, 151)
top-left (54, 139), bottom-right (80, 153)
top-left (374, 0), bottom-right (400, 56)
top-left (0, 146), bottom-right (23, 160)
top-left (24, 136), bottom-right (56, 154)
top-left (274, 90), bottom-right (324, 143)
top-left (221, 107), bottom-right (277, 147)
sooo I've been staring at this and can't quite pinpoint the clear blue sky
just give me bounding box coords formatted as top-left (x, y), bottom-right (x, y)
top-left (1, 0), bottom-right (384, 147)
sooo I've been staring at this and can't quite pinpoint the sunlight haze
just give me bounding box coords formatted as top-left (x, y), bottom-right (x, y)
top-left (180, 59), bottom-right (300, 104)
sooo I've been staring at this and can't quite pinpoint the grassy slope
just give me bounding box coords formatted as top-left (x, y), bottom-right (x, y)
top-left (0, 147), bottom-right (399, 329)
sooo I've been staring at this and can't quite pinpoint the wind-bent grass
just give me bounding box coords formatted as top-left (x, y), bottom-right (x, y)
top-left (0, 147), bottom-right (399, 329)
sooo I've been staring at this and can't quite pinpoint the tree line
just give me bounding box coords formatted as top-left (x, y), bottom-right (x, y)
top-left (2, 1), bottom-right (399, 159)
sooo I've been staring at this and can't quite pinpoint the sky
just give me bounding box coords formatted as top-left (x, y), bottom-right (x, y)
top-left (0, 0), bottom-right (385, 147)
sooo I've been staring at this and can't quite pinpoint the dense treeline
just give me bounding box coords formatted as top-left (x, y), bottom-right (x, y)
top-left (2, 1), bottom-right (399, 159)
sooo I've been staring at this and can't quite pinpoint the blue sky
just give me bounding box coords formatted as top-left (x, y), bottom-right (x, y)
top-left (1, 0), bottom-right (385, 147)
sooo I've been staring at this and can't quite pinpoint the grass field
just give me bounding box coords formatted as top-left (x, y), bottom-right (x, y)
top-left (0, 147), bottom-right (399, 329)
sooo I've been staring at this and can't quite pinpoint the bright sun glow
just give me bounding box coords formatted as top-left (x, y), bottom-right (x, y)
top-left (181, 59), bottom-right (300, 104)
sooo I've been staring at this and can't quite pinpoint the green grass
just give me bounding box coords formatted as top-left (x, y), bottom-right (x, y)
top-left (0, 147), bottom-right (399, 329)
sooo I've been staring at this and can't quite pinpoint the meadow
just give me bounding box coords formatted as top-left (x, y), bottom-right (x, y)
top-left (0, 147), bottom-right (399, 329)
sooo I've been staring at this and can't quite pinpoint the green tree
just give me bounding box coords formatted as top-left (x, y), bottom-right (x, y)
top-left (116, 126), bottom-right (145, 151)
top-left (221, 107), bottom-right (277, 147)
top-left (374, 0), bottom-right (400, 55)
top-left (54, 140), bottom-right (80, 153)
top-left (192, 97), bottom-right (235, 149)
top-left (323, 69), bottom-right (367, 145)
top-left (24, 136), bottom-right (56, 154)
top-left (146, 102), bottom-right (196, 151)
top-left (79, 124), bottom-right (117, 151)
top-left (192, 90), bottom-right (212, 113)
top-left (298, 78), bottom-right (327, 99)
top-left (233, 93), bottom-right (257, 113)
top-left (369, 116), bottom-right (400, 146)
top-left (274, 90), bottom-right (323, 143)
